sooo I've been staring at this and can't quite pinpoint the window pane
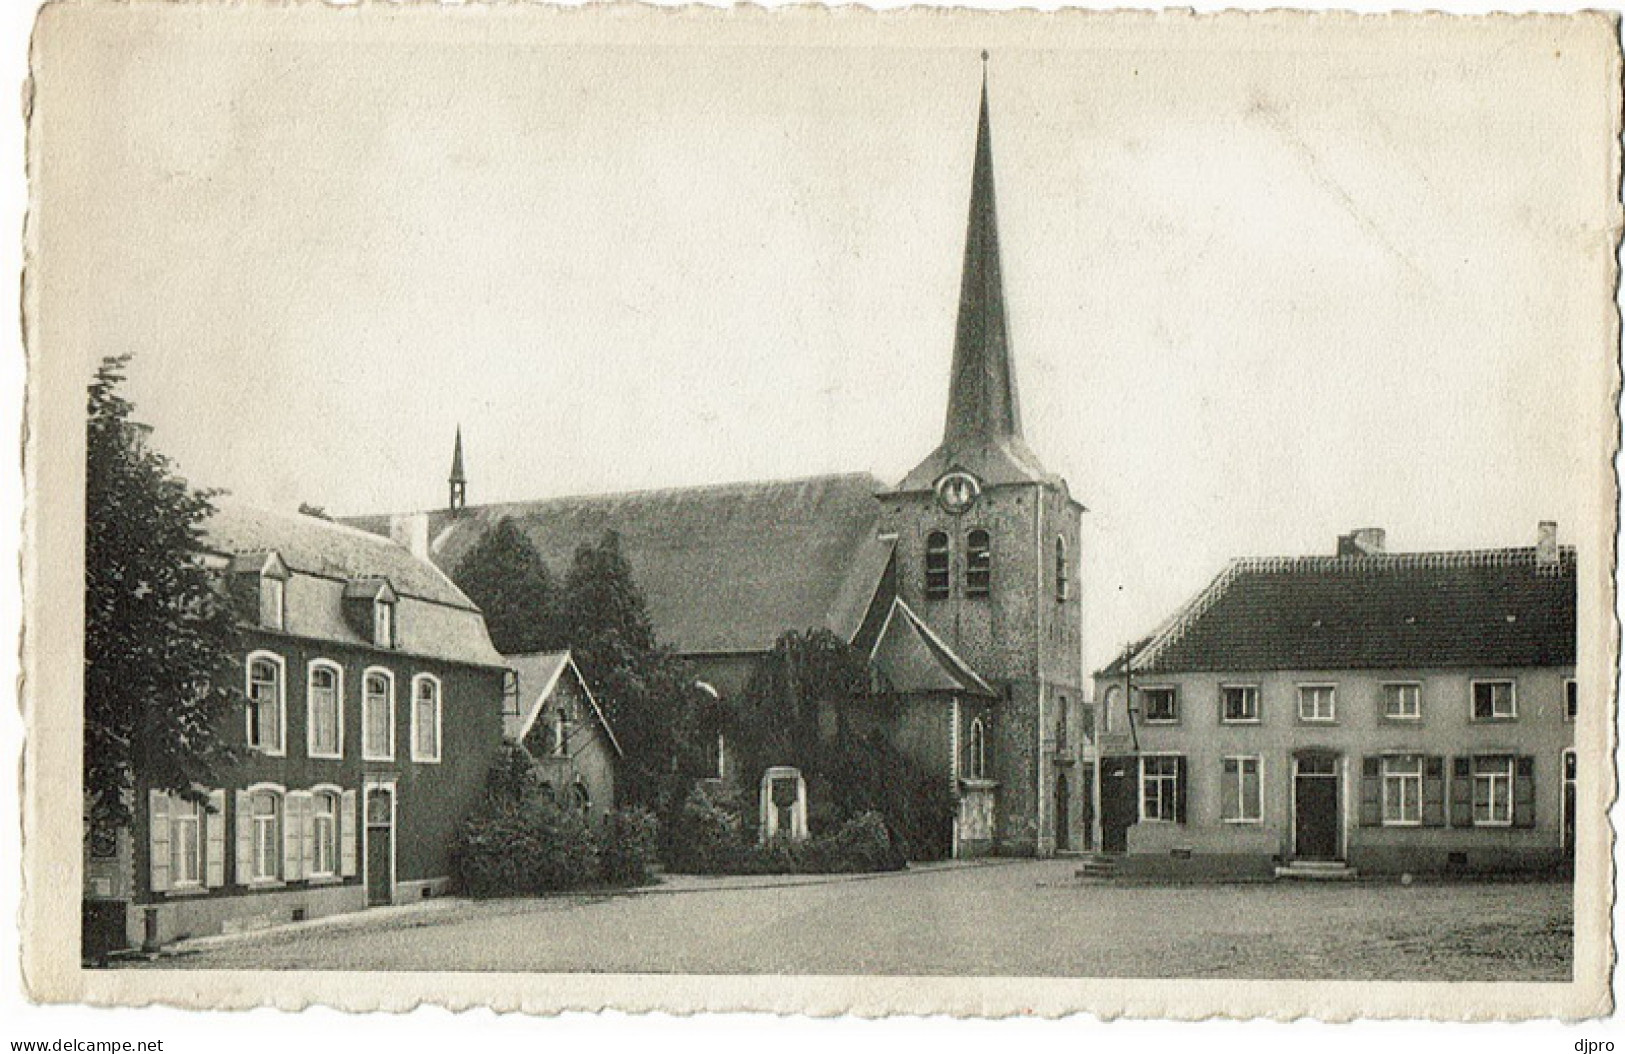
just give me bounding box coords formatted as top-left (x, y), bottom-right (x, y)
top-left (965, 530), bottom-right (991, 597)
top-left (311, 669), bottom-right (339, 755)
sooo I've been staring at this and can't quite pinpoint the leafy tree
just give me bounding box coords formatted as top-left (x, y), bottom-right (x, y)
top-left (84, 355), bottom-right (241, 831)
top-left (726, 628), bottom-right (953, 861)
top-left (729, 628), bottom-right (868, 774)
top-left (558, 531), bottom-right (704, 811)
top-left (449, 517), bottom-right (560, 654)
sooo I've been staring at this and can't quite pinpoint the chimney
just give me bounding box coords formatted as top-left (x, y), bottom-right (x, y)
top-left (1336, 527), bottom-right (1386, 557)
top-left (389, 513), bottom-right (431, 562)
top-left (1536, 521), bottom-right (1559, 568)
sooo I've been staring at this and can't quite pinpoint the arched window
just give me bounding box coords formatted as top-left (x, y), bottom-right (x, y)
top-left (306, 661), bottom-right (343, 759)
top-left (363, 669), bottom-right (394, 761)
top-left (573, 782), bottom-right (591, 814)
top-left (552, 707), bottom-right (568, 757)
top-left (411, 674), bottom-right (442, 762)
top-left (966, 530), bottom-right (991, 597)
top-left (170, 795), bottom-right (204, 888)
top-left (310, 789), bottom-right (340, 878)
top-left (967, 716), bottom-right (987, 780)
top-left (924, 531), bottom-right (950, 600)
top-left (245, 652), bottom-right (285, 755)
top-left (1055, 536), bottom-right (1069, 602)
top-left (248, 788), bottom-right (282, 882)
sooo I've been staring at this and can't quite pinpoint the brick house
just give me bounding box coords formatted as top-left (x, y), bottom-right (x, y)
top-left (1089, 525), bottom-right (1577, 879)
top-left (349, 78), bottom-right (1088, 857)
top-left (503, 650), bottom-right (622, 825)
top-left (83, 503), bottom-right (509, 952)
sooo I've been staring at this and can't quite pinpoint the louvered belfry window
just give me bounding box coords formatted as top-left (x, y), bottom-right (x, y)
top-left (965, 530), bottom-right (991, 597)
top-left (925, 532), bottom-right (950, 600)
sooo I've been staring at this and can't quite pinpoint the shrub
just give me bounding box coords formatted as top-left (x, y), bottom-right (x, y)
top-left (596, 806), bottom-right (660, 887)
top-left (452, 745), bottom-right (602, 896)
top-left (453, 793), bottom-right (600, 897)
top-left (665, 782), bottom-right (752, 874)
top-left (812, 811), bottom-right (904, 873)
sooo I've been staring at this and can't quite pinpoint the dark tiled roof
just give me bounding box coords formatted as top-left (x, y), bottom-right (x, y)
top-left (207, 502), bottom-right (475, 608)
top-left (351, 473), bottom-right (894, 656)
top-left (204, 502), bottom-right (505, 668)
top-left (1121, 547), bottom-right (1576, 675)
top-left (504, 650), bottom-right (623, 756)
top-left (869, 598), bottom-right (997, 697)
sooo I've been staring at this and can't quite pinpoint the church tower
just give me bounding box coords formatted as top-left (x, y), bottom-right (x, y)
top-left (878, 66), bottom-right (1085, 856)
top-left (449, 426), bottom-right (467, 513)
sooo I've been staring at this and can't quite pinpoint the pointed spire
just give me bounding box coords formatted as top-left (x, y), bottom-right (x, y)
top-left (448, 426), bottom-right (467, 512)
top-left (943, 58), bottom-right (1021, 446)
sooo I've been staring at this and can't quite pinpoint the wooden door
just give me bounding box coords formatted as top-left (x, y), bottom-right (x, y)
top-left (1563, 750), bottom-right (1577, 862)
top-left (1294, 754), bottom-right (1340, 860)
top-left (366, 785), bottom-right (394, 907)
top-left (1080, 763), bottom-right (1096, 852)
top-left (1099, 757), bottom-right (1137, 854)
top-left (1054, 772), bottom-right (1070, 852)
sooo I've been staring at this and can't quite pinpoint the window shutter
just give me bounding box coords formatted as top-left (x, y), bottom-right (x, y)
top-left (205, 789), bottom-right (227, 888)
top-left (1358, 757), bottom-right (1381, 827)
top-left (283, 792), bottom-right (305, 881)
top-left (1422, 756), bottom-right (1446, 828)
top-left (1513, 756), bottom-right (1536, 828)
top-left (340, 789), bottom-right (359, 878)
top-left (302, 794), bottom-right (318, 876)
top-left (235, 790), bottom-right (253, 884)
top-left (147, 790), bottom-right (172, 894)
top-left (1450, 757), bottom-right (1473, 828)
top-left (1175, 756), bottom-right (1188, 825)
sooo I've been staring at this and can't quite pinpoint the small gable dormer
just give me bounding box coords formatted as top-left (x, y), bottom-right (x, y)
top-left (231, 551), bottom-right (290, 631)
top-left (343, 578), bottom-right (399, 649)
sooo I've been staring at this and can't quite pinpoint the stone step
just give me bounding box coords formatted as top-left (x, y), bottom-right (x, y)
top-left (1074, 854), bottom-right (1122, 880)
top-left (1274, 862), bottom-right (1359, 881)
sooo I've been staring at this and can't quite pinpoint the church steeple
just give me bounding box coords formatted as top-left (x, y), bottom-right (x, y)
top-left (944, 62), bottom-right (1021, 447)
top-left (897, 61), bottom-right (1051, 494)
top-left (448, 426), bottom-right (467, 512)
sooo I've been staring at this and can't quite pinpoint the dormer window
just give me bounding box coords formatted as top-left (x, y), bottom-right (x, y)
top-left (343, 578), bottom-right (399, 650)
top-left (233, 551), bottom-right (289, 631)
top-left (262, 575), bottom-right (285, 630)
top-left (373, 598), bottom-right (395, 649)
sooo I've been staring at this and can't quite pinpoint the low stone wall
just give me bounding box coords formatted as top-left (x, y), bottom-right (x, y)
top-left (1349, 845), bottom-right (1569, 877)
top-left (134, 882), bottom-right (366, 948)
top-left (1120, 822), bottom-right (1279, 882)
top-left (1117, 852), bottom-right (1277, 883)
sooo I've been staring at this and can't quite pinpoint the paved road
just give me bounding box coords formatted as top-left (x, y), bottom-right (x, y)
top-left (148, 860), bottom-right (1572, 980)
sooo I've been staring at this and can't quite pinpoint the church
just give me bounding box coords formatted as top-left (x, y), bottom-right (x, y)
top-left (350, 75), bottom-right (1088, 858)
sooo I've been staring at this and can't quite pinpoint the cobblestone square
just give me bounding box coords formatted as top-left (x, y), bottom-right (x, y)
top-left (140, 860), bottom-right (1573, 981)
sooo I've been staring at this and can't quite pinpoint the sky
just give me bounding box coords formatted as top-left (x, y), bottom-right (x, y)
top-left (31, 6), bottom-right (1619, 673)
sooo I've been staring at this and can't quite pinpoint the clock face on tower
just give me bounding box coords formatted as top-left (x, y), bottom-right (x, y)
top-left (934, 470), bottom-right (982, 515)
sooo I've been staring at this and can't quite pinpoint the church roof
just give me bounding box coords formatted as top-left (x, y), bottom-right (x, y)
top-left (1106, 545), bottom-right (1577, 676)
top-left (896, 72), bottom-right (1056, 495)
top-left (349, 472), bottom-right (895, 657)
top-left (869, 597), bottom-right (997, 697)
